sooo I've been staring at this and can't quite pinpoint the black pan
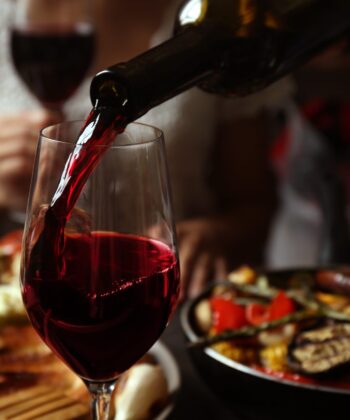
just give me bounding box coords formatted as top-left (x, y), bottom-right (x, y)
top-left (180, 268), bottom-right (350, 420)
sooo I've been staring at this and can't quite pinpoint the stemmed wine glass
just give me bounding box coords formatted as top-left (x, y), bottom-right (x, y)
top-left (21, 121), bottom-right (180, 419)
top-left (10, 0), bottom-right (95, 113)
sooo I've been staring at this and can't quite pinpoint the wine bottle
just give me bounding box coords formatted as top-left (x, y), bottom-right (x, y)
top-left (90, 0), bottom-right (350, 122)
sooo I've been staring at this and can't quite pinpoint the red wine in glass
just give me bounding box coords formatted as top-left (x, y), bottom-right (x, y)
top-left (23, 231), bottom-right (179, 381)
top-left (10, 23), bottom-right (95, 110)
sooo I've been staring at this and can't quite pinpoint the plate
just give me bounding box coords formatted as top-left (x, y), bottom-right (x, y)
top-left (180, 269), bottom-right (350, 419)
top-left (150, 341), bottom-right (181, 420)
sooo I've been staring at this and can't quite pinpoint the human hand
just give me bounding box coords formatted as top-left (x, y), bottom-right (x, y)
top-left (0, 110), bottom-right (63, 211)
top-left (177, 218), bottom-right (229, 300)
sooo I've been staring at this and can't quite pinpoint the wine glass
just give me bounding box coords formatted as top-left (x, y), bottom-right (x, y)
top-left (21, 121), bottom-right (180, 419)
top-left (10, 0), bottom-right (95, 113)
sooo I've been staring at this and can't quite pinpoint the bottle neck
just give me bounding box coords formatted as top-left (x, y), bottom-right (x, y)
top-left (90, 24), bottom-right (229, 121)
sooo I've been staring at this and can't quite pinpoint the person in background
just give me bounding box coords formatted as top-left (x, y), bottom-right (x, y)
top-left (0, 0), bottom-right (285, 297)
top-left (0, 111), bottom-right (61, 213)
top-left (266, 40), bottom-right (350, 269)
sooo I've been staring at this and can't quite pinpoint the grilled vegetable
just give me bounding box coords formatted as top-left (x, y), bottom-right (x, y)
top-left (189, 310), bottom-right (318, 349)
top-left (316, 269), bottom-right (350, 296)
top-left (246, 303), bottom-right (270, 326)
top-left (289, 324), bottom-right (350, 375)
top-left (228, 266), bottom-right (256, 285)
top-left (258, 324), bottom-right (296, 347)
top-left (269, 291), bottom-right (296, 320)
top-left (210, 297), bottom-right (248, 333)
top-left (194, 299), bottom-right (212, 334)
top-left (211, 341), bottom-right (257, 364)
top-left (260, 343), bottom-right (289, 372)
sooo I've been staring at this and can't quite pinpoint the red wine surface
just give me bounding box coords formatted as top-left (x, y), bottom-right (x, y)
top-left (11, 24), bottom-right (94, 108)
top-left (24, 231), bottom-right (179, 381)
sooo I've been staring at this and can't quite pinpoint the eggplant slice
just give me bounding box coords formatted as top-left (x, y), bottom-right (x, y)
top-left (289, 324), bottom-right (350, 375)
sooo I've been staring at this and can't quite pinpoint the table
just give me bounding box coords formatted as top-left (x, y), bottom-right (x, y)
top-left (3, 216), bottom-right (347, 420)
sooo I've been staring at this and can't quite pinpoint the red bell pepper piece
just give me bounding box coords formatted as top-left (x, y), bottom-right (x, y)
top-left (246, 291), bottom-right (295, 326)
top-left (246, 303), bottom-right (270, 326)
top-left (269, 290), bottom-right (296, 321)
top-left (210, 297), bottom-right (248, 333)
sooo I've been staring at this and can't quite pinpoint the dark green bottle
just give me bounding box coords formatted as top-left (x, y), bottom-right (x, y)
top-left (90, 0), bottom-right (350, 122)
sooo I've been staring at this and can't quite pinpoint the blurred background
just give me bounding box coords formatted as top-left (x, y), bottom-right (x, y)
top-left (1, 1), bottom-right (350, 420)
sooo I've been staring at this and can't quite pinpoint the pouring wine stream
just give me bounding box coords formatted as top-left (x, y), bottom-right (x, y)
top-left (29, 103), bottom-right (128, 281)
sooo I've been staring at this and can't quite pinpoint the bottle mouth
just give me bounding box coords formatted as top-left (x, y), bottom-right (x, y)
top-left (90, 68), bottom-right (131, 111)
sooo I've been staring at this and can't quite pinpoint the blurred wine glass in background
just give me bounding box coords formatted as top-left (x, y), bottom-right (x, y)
top-left (10, 0), bottom-right (95, 114)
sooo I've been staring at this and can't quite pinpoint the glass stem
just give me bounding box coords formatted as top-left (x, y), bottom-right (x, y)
top-left (86, 380), bottom-right (116, 420)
